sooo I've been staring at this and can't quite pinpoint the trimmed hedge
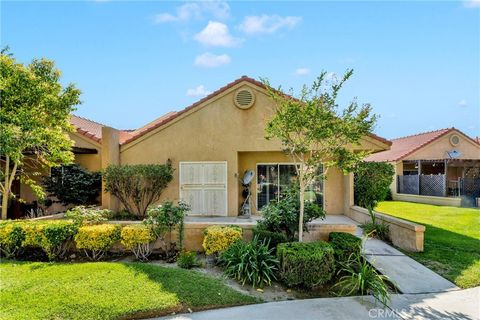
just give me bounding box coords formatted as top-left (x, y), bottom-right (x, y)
top-left (329, 232), bottom-right (362, 263)
top-left (202, 226), bottom-right (242, 255)
top-left (0, 222), bottom-right (25, 258)
top-left (252, 227), bottom-right (289, 251)
top-left (277, 241), bottom-right (335, 288)
top-left (120, 225), bottom-right (155, 261)
top-left (75, 224), bottom-right (121, 261)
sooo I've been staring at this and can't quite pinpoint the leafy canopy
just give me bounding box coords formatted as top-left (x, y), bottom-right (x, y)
top-left (354, 161), bottom-right (395, 211)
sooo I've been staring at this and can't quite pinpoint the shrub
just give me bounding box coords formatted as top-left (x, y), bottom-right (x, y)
top-left (252, 227), bottom-right (289, 251)
top-left (65, 206), bottom-right (110, 226)
top-left (20, 220), bottom-right (77, 260)
top-left (121, 225), bottom-right (156, 261)
top-left (74, 224), bottom-right (121, 260)
top-left (360, 221), bottom-right (390, 241)
top-left (103, 163), bottom-right (174, 219)
top-left (277, 241), bottom-right (335, 288)
top-left (0, 222), bottom-right (25, 258)
top-left (144, 201), bottom-right (189, 251)
top-left (43, 164), bottom-right (101, 206)
top-left (354, 161), bottom-right (395, 210)
top-left (202, 226), bottom-right (242, 255)
top-left (177, 251), bottom-right (202, 269)
top-left (329, 232), bottom-right (362, 263)
top-left (257, 185), bottom-right (325, 240)
top-left (220, 236), bottom-right (278, 288)
top-left (333, 253), bottom-right (391, 306)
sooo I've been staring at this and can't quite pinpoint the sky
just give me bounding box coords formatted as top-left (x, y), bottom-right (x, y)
top-left (2, 0), bottom-right (480, 139)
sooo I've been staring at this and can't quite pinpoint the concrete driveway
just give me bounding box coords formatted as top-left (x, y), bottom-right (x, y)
top-left (154, 287), bottom-right (479, 320)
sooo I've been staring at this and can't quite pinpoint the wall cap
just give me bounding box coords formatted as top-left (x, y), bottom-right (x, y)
top-left (350, 206), bottom-right (426, 232)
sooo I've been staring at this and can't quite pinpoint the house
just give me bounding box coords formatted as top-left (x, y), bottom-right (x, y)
top-left (366, 128), bottom-right (480, 207)
top-left (12, 76), bottom-right (391, 219)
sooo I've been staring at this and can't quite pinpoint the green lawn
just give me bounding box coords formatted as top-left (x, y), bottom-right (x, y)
top-left (0, 261), bottom-right (258, 320)
top-left (375, 201), bottom-right (480, 289)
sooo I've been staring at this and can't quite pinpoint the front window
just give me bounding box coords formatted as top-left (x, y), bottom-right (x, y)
top-left (256, 163), bottom-right (324, 210)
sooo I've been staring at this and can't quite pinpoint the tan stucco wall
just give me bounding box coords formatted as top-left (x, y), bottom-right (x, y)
top-left (403, 131), bottom-right (480, 161)
top-left (119, 82), bottom-right (383, 216)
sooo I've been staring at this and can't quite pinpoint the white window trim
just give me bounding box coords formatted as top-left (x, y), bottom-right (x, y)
top-left (255, 163), bottom-right (325, 211)
top-left (179, 161), bottom-right (228, 216)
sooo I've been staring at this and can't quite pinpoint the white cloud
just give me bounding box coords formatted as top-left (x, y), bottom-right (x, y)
top-left (238, 15), bottom-right (301, 35)
top-left (295, 68), bottom-right (310, 76)
top-left (194, 21), bottom-right (241, 47)
top-left (463, 0), bottom-right (480, 8)
top-left (325, 72), bottom-right (339, 83)
top-left (194, 53), bottom-right (231, 67)
top-left (154, 1), bottom-right (230, 24)
top-left (186, 85), bottom-right (211, 97)
top-left (458, 99), bottom-right (468, 107)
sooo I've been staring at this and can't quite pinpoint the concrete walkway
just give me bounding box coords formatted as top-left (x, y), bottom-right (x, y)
top-left (155, 287), bottom-right (480, 320)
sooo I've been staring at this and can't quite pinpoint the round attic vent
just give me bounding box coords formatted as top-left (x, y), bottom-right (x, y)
top-left (234, 88), bottom-right (255, 109)
top-left (450, 134), bottom-right (460, 146)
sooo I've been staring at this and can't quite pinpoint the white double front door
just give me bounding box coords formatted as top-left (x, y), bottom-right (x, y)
top-left (179, 162), bottom-right (227, 216)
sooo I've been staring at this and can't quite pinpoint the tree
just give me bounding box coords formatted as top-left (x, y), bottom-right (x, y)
top-left (354, 161), bottom-right (395, 214)
top-left (43, 164), bottom-right (102, 206)
top-left (103, 164), bottom-right (174, 219)
top-left (263, 70), bottom-right (377, 241)
top-left (0, 51), bottom-right (81, 219)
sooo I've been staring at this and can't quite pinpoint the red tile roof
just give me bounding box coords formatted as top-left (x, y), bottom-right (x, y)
top-left (71, 76), bottom-right (391, 148)
top-left (365, 128), bottom-right (479, 162)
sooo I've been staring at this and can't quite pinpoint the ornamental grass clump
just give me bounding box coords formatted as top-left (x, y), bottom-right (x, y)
top-left (202, 226), bottom-right (243, 256)
top-left (277, 241), bottom-right (335, 288)
top-left (220, 236), bottom-right (278, 288)
top-left (121, 225), bottom-right (156, 261)
top-left (74, 224), bottom-right (121, 261)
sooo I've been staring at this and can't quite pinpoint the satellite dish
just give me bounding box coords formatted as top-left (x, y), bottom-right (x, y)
top-left (242, 170), bottom-right (255, 185)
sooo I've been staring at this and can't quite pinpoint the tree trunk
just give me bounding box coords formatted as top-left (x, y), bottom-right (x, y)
top-left (1, 156), bottom-right (10, 220)
top-left (298, 165), bottom-right (305, 242)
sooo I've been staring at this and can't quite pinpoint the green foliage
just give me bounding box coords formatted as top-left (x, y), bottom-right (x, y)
top-left (252, 227), bottom-right (289, 252)
top-left (202, 225), bottom-right (243, 256)
top-left (37, 220), bottom-right (78, 260)
top-left (333, 253), bottom-right (391, 306)
top-left (329, 232), bottom-right (362, 263)
top-left (220, 237), bottom-right (279, 288)
top-left (144, 200), bottom-right (189, 251)
top-left (0, 222), bottom-right (25, 258)
top-left (360, 221), bottom-right (390, 241)
top-left (257, 184), bottom-right (324, 240)
top-left (262, 70), bottom-right (377, 240)
top-left (277, 241), bottom-right (335, 288)
top-left (74, 224), bottom-right (121, 260)
top-left (103, 164), bottom-right (174, 218)
top-left (177, 251), bottom-right (202, 269)
top-left (0, 51), bottom-right (81, 219)
top-left (65, 206), bottom-right (110, 226)
top-left (354, 161), bottom-right (395, 211)
top-left (43, 164), bottom-right (101, 206)
top-left (121, 224), bottom-right (156, 261)
top-left (0, 261), bottom-right (257, 320)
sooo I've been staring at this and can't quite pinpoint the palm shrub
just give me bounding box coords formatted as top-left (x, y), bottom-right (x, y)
top-left (220, 236), bottom-right (279, 288)
top-left (257, 184), bottom-right (325, 240)
top-left (120, 225), bottom-right (156, 261)
top-left (103, 163), bottom-right (174, 219)
top-left (74, 224), bottom-right (121, 260)
top-left (333, 253), bottom-right (391, 306)
top-left (0, 222), bottom-right (25, 258)
top-left (277, 241), bottom-right (335, 288)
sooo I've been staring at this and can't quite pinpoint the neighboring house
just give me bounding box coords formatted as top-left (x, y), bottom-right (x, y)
top-left (13, 76), bottom-right (391, 218)
top-left (366, 128), bottom-right (480, 207)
